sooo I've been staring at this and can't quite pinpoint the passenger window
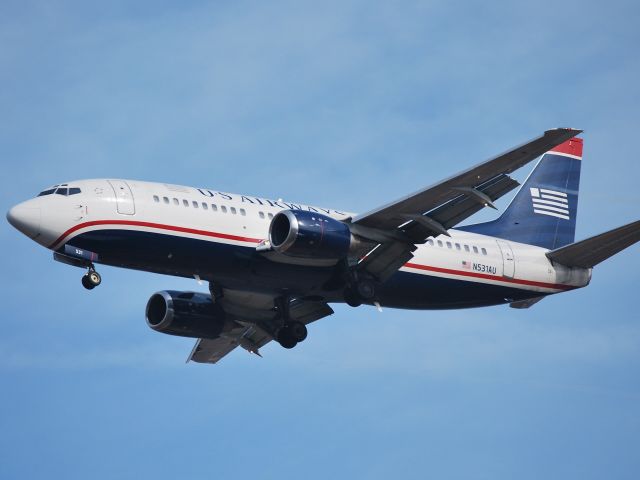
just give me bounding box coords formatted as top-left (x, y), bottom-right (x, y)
top-left (481, 248), bottom-right (487, 255)
top-left (212, 204), bottom-right (218, 211)
top-left (464, 245), bottom-right (470, 252)
top-left (230, 207), bottom-right (237, 214)
top-left (259, 212), bottom-right (265, 219)
top-left (240, 208), bottom-right (246, 216)
top-left (163, 197), bottom-right (169, 204)
top-left (221, 206), bottom-right (228, 213)
top-left (455, 243), bottom-right (461, 251)
top-left (202, 203), bottom-right (208, 210)
top-left (446, 242), bottom-right (452, 249)
top-left (473, 246), bottom-right (479, 254)
top-left (56, 188), bottom-right (69, 196)
top-left (437, 240), bottom-right (443, 247)
top-left (192, 201), bottom-right (199, 208)
top-left (268, 213), bottom-right (274, 219)
top-left (427, 239), bottom-right (434, 246)
top-left (183, 199), bottom-right (189, 207)
top-left (173, 198), bottom-right (179, 205)
top-left (153, 195), bottom-right (159, 202)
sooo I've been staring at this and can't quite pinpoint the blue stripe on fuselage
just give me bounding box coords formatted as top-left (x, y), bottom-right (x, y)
top-left (63, 228), bottom-right (541, 309)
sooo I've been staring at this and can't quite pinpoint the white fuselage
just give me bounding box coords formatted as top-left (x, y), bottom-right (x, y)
top-left (8, 178), bottom-right (592, 307)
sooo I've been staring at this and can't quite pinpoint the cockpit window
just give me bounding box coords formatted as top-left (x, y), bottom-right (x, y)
top-left (37, 185), bottom-right (81, 197)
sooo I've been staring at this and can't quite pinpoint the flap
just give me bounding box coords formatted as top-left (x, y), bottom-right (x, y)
top-left (187, 293), bottom-right (334, 364)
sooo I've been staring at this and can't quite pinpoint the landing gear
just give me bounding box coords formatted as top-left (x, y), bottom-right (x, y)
top-left (343, 287), bottom-right (362, 308)
top-left (356, 278), bottom-right (376, 300)
top-left (274, 296), bottom-right (308, 349)
top-left (276, 321), bottom-right (308, 349)
top-left (343, 277), bottom-right (376, 308)
top-left (208, 282), bottom-right (224, 303)
top-left (289, 321), bottom-right (308, 342)
top-left (81, 268), bottom-right (101, 290)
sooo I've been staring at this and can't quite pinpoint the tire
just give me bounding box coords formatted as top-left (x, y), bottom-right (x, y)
top-left (88, 271), bottom-right (101, 286)
top-left (277, 328), bottom-right (298, 349)
top-left (356, 279), bottom-right (375, 300)
top-left (289, 322), bottom-right (308, 342)
top-left (81, 275), bottom-right (95, 290)
top-left (343, 287), bottom-right (362, 308)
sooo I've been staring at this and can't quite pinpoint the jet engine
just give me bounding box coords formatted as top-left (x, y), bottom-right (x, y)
top-left (268, 210), bottom-right (361, 260)
top-left (145, 290), bottom-right (227, 338)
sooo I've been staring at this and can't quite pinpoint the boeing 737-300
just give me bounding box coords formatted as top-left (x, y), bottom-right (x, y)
top-left (7, 128), bottom-right (640, 363)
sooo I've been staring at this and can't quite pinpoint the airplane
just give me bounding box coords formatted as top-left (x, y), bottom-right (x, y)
top-left (6, 128), bottom-right (640, 364)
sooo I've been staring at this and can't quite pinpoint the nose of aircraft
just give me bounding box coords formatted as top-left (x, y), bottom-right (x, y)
top-left (7, 203), bottom-right (41, 239)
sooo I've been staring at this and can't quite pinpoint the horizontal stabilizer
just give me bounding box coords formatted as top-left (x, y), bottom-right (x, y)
top-left (546, 220), bottom-right (640, 268)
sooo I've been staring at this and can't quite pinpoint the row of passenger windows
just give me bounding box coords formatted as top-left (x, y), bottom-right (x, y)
top-left (152, 195), bottom-right (276, 220)
top-left (152, 196), bottom-right (491, 254)
top-left (427, 238), bottom-right (487, 255)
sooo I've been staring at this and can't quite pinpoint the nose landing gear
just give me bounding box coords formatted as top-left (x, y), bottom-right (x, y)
top-left (81, 268), bottom-right (102, 290)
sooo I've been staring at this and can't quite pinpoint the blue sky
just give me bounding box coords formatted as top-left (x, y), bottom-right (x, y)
top-left (1, 1), bottom-right (639, 478)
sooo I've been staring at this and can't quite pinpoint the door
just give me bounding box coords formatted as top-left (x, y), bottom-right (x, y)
top-left (108, 180), bottom-right (136, 215)
top-left (496, 240), bottom-right (515, 278)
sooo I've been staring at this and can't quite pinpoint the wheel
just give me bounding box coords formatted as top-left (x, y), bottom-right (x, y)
top-left (356, 279), bottom-right (375, 300)
top-left (276, 328), bottom-right (298, 349)
top-left (88, 270), bottom-right (101, 287)
top-left (343, 287), bottom-right (362, 308)
top-left (81, 275), bottom-right (95, 290)
top-left (289, 321), bottom-right (308, 342)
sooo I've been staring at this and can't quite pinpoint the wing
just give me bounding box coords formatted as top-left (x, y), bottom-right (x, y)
top-left (188, 289), bottom-right (334, 364)
top-left (350, 128), bottom-right (582, 281)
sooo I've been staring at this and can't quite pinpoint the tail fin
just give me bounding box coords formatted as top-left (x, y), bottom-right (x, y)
top-left (459, 137), bottom-right (583, 249)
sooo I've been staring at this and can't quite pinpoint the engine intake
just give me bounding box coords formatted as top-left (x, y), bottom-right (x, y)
top-left (269, 210), bottom-right (359, 260)
top-left (145, 290), bottom-right (227, 338)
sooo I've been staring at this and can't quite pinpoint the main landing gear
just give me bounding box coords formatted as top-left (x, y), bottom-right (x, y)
top-left (274, 296), bottom-right (308, 349)
top-left (343, 276), bottom-right (376, 308)
top-left (81, 267), bottom-right (102, 290)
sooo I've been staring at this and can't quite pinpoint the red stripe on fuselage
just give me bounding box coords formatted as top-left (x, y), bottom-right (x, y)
top-left (51, 220), bottom-right (575, 291)
top-left (49, 219), bottom-right (262, 250)
top-left (404, 262), bottom-right (573, 291)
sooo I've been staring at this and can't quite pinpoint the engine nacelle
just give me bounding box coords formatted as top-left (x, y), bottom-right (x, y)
top-left (268, 210), bottom-right (358, 260)
top-left (145, 290), bottom-right (226, 339)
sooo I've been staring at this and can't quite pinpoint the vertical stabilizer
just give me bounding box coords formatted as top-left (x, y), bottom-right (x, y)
top-left (459, 137), bottom-right (582, 249)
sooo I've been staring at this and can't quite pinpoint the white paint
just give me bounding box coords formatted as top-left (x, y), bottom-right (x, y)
top-left (22, 178), bottom-right (592, 296)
